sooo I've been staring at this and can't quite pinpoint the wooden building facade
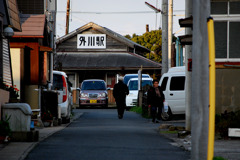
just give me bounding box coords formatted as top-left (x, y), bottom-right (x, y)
top-left (56, 22), bottom-right (161, 90)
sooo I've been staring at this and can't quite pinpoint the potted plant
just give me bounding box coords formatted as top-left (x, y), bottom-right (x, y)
top-left (0, 115), bottom-right (11, 143)
top-left (41, 110), bottom-right (53, 127)
top-left (5, 85), bottom-right (19, 102)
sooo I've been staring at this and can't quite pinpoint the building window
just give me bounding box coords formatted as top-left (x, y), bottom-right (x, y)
top-left (230, 2), bottom-right (240, 14)
top-left (211, 2), bottom-right (228, 15)
top-left (229, 22), bottom-right (240, 58)
top-left (214, 22), bottom-right (227, 58)
top-left (211, 0), bottom-right (240, 60)
top-left (211, 1), bottom-right (240, 15)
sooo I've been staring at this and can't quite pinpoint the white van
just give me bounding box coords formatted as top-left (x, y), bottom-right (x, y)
top-left (159, 66), bottom-right (185, 120)
top-left (52, 71), bottom-right (72, 123)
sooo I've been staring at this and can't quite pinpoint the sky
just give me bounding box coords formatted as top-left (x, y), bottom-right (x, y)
top-left (56, 0), bottom-right (185, 39)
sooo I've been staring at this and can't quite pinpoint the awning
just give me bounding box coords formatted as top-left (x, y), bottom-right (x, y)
top-left (40, 46), bottom-right (52, 52)
top-left (56, 52), bottom-right (161, 70)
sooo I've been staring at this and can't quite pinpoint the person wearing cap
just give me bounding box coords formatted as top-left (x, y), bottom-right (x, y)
top-left (147, 79), bottom-right (165, 123)
top-left (113, 76), bottom-right (129, 119)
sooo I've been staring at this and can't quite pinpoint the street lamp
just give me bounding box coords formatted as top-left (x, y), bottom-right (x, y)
top-left (3, 26), bottom-right (14, 38)
top-left (145, 2), bottom-right (161, 30)
top-left (145, 2), bottom-right (161, 13)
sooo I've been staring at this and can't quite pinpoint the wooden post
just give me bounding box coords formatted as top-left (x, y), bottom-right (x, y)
top-left (65, 0), bottom-right (70, 35)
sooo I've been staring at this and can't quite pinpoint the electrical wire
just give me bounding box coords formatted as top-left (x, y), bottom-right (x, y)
top-left (57, 10), bottom-right (185, 14)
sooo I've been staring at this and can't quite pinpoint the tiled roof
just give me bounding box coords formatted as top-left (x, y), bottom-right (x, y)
top-left (13, 14), bottom-right (45, 38)
top-left (55, 52), bottom-right (161, 70)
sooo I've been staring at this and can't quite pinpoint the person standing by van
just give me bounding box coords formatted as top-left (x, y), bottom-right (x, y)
top-left (113, 76), bottom-right (129, 119)
top-left (147, 80), bottom-right (165, 123)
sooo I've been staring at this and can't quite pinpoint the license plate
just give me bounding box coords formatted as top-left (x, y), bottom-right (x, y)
top-left (90, 100), bottom-right (97, 103)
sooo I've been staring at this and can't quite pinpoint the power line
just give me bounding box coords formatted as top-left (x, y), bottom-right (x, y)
top-left (57, 10), bottom-right (185, 14)
top-left (57, 11), bottom-right (155, 14)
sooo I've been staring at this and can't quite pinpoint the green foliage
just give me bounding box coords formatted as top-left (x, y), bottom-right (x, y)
top-left (215, 110), bottom-right (240, 138)
top-left (0, 115), bottom-right (11, 136)
top-left (125, 30), bottom-right (176, 63)
top-left (130, 106), bottom-right (151, 119)
top-left (129, 106), bottom-right (142, 114)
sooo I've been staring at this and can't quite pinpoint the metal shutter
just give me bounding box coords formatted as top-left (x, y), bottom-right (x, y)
top-left (2, 39), bottom-right (12, 86)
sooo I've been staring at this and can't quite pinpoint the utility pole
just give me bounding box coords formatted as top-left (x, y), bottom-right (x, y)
top-left (191, 0), bottom-right (210, 159)
top-left (65, 0), bottom-right (70, 35)
top-left (185, 0), bottom-right (192, 131)
top-left (168, 0), bottom-right (173, 69)
top-left (161, 0), bottom-right (168, 74)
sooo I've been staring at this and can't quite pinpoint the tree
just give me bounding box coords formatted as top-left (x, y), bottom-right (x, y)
top-left (125, 30), bottom-right (162, 63)
top-left (125, 30), bottom-right (176, 63)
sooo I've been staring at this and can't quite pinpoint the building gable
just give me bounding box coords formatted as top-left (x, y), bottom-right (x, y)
top-left (56, 22), bottom-right (150, 54)
top-left (57, 27), bottom-right (128, 52)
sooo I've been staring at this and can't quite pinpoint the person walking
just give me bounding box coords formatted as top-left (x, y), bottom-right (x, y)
top-left (113, 76), bottom-right (129, 119)
top-left (147, 80), bottom-right (165, 123)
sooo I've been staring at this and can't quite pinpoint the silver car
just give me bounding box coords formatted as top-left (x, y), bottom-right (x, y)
top-left (52, 71), bottom-right (72, 123)
top-left (79, 79), bottom-right (108, 108)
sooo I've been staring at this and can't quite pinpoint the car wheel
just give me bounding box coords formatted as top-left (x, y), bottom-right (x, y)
top-left (79, 100), bottom-right (82, 109)
top-left (104, 101), bottom-right (108, 108)
top-left (62, 115), bottom-right (70, 124)
top-left (161, 106), bottom-right (173, 121)
top-left (63, 106), bottom-right (71, 124)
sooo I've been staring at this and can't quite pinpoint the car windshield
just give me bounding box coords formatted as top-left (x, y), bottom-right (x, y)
top-left (81, 81), bottom-right (106, 90)
top-left (52, 74), bottom-right (63, 90)
top-left (128, 80), bottom-right (152, 91)
top-left (123, 75), bottom-right (149, 84)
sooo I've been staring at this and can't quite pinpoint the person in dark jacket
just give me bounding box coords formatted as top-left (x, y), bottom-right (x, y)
top-left (147, 79), bottom-right (165, 123)
top-left (113, 76), bottom-right (129, 119)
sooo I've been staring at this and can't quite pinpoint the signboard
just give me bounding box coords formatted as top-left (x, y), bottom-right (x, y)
top-left (77, 34), bottom-right (106, 49)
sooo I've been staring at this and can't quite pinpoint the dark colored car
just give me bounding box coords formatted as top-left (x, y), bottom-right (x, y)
top-left (79, 79), bottom-right (108, 108)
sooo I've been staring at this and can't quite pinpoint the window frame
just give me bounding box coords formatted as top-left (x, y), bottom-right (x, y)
top-left (211, 1), bottom-right (240, 61)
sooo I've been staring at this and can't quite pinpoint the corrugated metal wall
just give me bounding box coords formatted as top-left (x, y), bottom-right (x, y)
top-left (2, 39), bottom-right (12, 86)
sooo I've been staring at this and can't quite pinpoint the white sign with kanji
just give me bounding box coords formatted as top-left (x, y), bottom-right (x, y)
top-left (77, 34), bottom-right (106, 49)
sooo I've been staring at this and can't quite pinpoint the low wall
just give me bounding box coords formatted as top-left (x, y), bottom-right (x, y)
top-left (216, 68), bottom-right (240, 114)
top-left (0, 89), bottom-right (9, 120)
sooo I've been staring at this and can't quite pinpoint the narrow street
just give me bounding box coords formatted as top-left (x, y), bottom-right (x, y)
top-left (25, 109), bottom-right (190, 160)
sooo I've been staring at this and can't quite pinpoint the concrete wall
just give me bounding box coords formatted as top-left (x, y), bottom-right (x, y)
top-left (216, 69), bottom-right (240, 114)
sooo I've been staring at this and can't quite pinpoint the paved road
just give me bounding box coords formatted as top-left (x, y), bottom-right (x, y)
top-left (25, 109), bottom-right (190, 160)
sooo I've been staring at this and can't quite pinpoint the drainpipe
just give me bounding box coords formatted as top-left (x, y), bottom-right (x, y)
top-left (49, 31), bottom-right (54, 90)
top-left (176, 38), bottom-right (179, 66)
top-left (180, 44), bottom-right (183, 66)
